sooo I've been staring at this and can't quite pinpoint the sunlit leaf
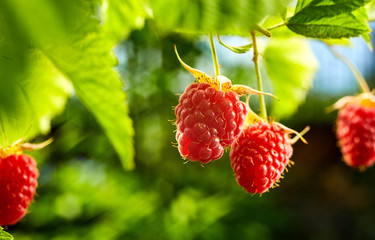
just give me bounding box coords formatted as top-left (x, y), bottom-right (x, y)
top-left (0, 0), bottom-right (137, 169)
top-left (287, 0), bottom-right (371, 39)
top-left (40, 3), bottom-right (135, 170)
top-left (0, 49), bottom-right (72, 144)
top-left (356, 6), bottom-right (373, 51)
top-left (2, 0), bottom-right (65, 46)
top-left (101, 0), bottom-right (147, 42)
top-left (367, 0), bottom-right (375, 20)
top-left (261, 14), bottom-right (285, 29)
top-left (263, 38), bottom-right (318, 119)
top-left (322, 38), bottom-right (352, 46)
top-left (150, 0), bottom-right (292, 35)
top-left (361, 32), bottom-right (373, 51)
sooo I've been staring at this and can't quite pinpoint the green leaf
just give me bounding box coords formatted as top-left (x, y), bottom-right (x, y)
top-left (295, 0), bottom-right (314, 13)
top-left (0, 0), bottom-right (137, 169)
top-left (217, 35), bottom-right (252, 53)
top-left (149, 0), bottom-right (292, 35)
top-left (101, 0), bottom-right (147, 42)
top-left (48, 40), bottom-right (135, 169)
top-left (361, 32), bottom-right (373, 51)
top-left (0, 50), bottom-right (72, 144)
top-left (367, 0), bottom-right (375, 20)
top-left (0, 1), bottom-right (72, 144)
top-left (0, 227), bottom-right (13, 240)
top-left (263, 38), bottom-right (318, 119)
top-left (355, 6), bottom-right (373, 50)
top-left (322, 38), bottom-right (352, 46)
top-left (39, 3), bottom-right (135, 170)
top-left (287, 0), bottom-right (371, 39)
top-left (295, 0), bottom-right (372, 13)
top-left (0, 0), bottom-right (79, 144)
top-left (2, 0), bottom-right (66, 46)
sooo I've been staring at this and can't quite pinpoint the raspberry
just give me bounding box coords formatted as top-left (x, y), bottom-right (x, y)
top-left (175, 82), bottom-right (248, 163)
top-left (336, 97), bottom-right (375, 168)
top-left (0, 154), bottom-right (38, 226)
top-left (173, 45), bottom-right (275, 163)
top-left (230, 121), bottom-right (293, 194)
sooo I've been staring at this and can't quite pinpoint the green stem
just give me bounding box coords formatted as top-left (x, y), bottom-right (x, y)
top-left (251, 30), bottom-right (267, 119)
top-left (254, 25), bottom-right (271, 37)
top-left (326, 44), bottom-right (370, 93)
top-left (209, 33), bottom-right (220, 76)
top-left (267, 22), bottom-right (286, 31)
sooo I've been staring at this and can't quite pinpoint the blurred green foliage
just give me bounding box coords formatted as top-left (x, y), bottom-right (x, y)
top-left (0, 227), bottom-right (13, 239)
top-left (1, 1), bottom-right (375, 240)
top-left (149, 0), bottom-right (291, 34)
top-left (0, 0), bottom-right (135, 169)
top-left (263, 37), bottom-right (318, 119)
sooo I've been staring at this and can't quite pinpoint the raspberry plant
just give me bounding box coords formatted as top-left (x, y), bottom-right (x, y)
top-left (172, 0), bottom-right (374, 194)
top-left (174, 30), bottom-right (309, 194)
top-left (1, 0), bottom-right (375, 238)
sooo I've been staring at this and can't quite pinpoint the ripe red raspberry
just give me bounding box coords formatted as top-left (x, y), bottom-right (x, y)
top-left (230, 121), bottom-right (293, 194)
top-left (173, 45), bottom-right (275, 163)
top-left (335, 94), bottom-right (375, 168)
top-left (0, 153), bottom-right (38, 226)
top-left (175, 82), bottom-right (248, 163)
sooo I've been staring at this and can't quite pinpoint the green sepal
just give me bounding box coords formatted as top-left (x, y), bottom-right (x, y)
top-left (0, 227), bottom-right (13, 240)
top-left (217, 35), bottom-right (252, 54)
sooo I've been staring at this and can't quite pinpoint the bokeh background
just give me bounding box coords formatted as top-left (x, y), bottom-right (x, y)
top-left (2, 1), bottom-right (375, 240)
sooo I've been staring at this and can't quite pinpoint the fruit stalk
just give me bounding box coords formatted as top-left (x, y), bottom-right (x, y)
top-left (250, 30), bottom-right (267, 119)
top-left (326, 44), bottom-right (370, 93)
top-left (267, 22), bottom-right (286, 31)
top-left (209, 33), bottom-right (220, 76)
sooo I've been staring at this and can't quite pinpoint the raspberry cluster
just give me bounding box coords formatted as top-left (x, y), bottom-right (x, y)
top-left (230, 121), bottom-right (293, 194)
top-left (175, 82), bottom-right (248, 163)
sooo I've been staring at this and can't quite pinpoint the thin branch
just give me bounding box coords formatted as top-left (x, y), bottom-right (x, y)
top-left (267, 22), bottom-right (286, 31)
top-left (325, 43), bottom-right (370, 93)
top-left (251, 30), bottom-right (267, 119)
top-left (209, 33), bottom-right (220, 76)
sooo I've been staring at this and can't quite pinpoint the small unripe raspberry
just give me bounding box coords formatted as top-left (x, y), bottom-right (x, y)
top-left (230, 121), bottom-right (293, 194)
top-left (175, 82), bottom-right (248, 163)
top-left (0, 154), bottom-right (38, 226)
top-left (336, 95), bottom-right (375, 168)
